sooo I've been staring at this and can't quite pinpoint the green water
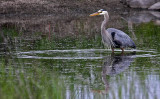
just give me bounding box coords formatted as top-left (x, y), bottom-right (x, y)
top-left (0, 9), bottom-right (160, 99)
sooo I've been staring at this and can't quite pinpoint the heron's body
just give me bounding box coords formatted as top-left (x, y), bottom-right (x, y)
top-left (90, 9), bottom-right (136, 53)
top-left (105, 28), bottom-right (136, 49)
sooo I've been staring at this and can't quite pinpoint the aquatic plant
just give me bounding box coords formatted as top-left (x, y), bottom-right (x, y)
top-left (0, 60), bottom-right (65, 99)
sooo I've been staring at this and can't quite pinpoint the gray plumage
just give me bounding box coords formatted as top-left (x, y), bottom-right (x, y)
top-left (90, 9), bottom-right (136, 52)
top-left (107, 28), bottom-right (136, 48)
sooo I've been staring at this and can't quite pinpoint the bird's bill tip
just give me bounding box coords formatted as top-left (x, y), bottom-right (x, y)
top-left (89, 12), bottom-right (100, 16)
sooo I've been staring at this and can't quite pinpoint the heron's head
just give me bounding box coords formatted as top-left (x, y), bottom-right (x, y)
top-left (89, 9), bottom-right (108, 16)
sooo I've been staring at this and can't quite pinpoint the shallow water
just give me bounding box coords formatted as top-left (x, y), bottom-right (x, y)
top-left (0, 8), bottom-right (160, 99)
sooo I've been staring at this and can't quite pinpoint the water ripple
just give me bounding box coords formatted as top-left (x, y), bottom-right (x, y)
top-left (16, 49), bottom-right (157, 54)
top-left (16, 49), bottom-right (159, 60)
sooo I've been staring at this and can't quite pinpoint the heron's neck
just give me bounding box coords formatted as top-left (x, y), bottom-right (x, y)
top-left (101, 14), bottom-right (109, 34)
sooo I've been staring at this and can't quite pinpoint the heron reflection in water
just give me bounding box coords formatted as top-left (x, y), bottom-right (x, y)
top-left (93, 52), bottom-right (136, 94)
top-left (90, 9), bottom-right (136, 53)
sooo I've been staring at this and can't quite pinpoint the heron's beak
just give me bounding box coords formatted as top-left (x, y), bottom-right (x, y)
top-left (89, 12), bottom-right (100, 16)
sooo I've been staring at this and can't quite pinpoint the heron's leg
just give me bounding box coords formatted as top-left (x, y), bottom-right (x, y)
top-left (111, 47), bottom-right (114, 53)
top-left (120, 48), bottom-right (124, 54)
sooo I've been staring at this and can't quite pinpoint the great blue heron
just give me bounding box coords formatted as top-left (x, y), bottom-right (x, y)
top-left (90, 9), bottom-right (136, 53)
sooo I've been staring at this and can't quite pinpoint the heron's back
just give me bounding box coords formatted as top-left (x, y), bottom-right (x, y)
top-left (107, 28), bottom-right (136, 48)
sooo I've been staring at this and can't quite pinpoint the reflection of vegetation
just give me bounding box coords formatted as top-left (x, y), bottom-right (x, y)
top-left (22, 59), bottom-right (102, 83)
top-left (0, 59), bottom-right (65, 99)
